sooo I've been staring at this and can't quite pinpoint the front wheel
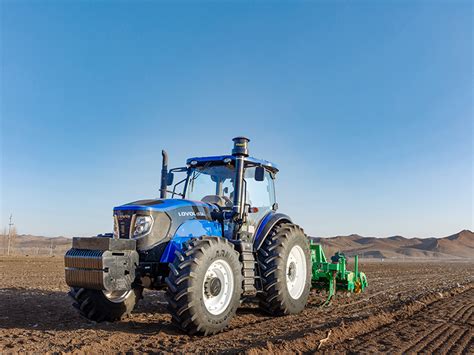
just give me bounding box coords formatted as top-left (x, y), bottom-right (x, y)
top-left (165, 236), bottom-right (243, 335)
top-left (257, 223), bottom-right (311, 315)
top-left (68, 287), bottom-right (142, 322)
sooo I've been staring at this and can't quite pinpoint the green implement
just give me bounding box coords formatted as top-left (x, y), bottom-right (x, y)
top-left (310, 242), bottom-right (368, 305)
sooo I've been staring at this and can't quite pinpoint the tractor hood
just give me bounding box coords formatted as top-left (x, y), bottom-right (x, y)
top-left (113, 199), bottom-right (215, 251)
top-left (114, 198), bottom-right (212, 214)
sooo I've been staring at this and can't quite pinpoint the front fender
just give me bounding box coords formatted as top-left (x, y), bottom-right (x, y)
top-left (160, 219), bottom-right (222, 263)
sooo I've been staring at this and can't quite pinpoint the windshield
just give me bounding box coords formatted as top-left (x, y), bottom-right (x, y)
top-left (185, 165), bottom-right (235, 204)
top-left (185, 165), bottom-right (275, 208)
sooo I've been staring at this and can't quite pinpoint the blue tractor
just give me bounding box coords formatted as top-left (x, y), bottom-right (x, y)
top-left (65, 137), bottom-right (311, 334)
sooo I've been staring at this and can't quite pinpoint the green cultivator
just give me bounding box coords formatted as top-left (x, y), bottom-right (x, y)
top-left (310, 242), bottom-right (368, 305)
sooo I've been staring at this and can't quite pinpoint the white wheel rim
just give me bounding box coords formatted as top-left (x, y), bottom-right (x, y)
top-left (286, 245), bottom-right (307, 299)
top-left (102, 290), bottom-right (132, 303)
top-left (202, 259), bottom-right (234, 315)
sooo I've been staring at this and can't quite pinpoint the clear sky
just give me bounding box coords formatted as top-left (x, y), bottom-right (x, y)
top-left (1, 1), bottom-right (472, 238)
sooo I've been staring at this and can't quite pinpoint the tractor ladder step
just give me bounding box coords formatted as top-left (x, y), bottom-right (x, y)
top-left (231, 240), bottom-right (257, 295)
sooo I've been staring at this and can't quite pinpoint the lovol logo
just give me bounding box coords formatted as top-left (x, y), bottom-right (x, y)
top-left (117, 214), bottom-right (131, 220)
top-left (178, 211), bottom-right (206, 217)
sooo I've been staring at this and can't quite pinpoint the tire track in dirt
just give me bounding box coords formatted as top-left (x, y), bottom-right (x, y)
top-left (437, 328), bottom-right (470, 354)
top-left (340, 287), bottom-right (474, 354)
top-left (261, 283), bottom-right (473, 354)
top-left (452, 304), bottom-right (473, 324)
top-left (243, 283), bottom-right (472, 354)
top-left (414, 296), bottom-right (474, 354)
top-left (461, 306), bottom-right (473, 324)
top-left (450, 328), bottom-right (473, 354)
top-left (406, 323), bottom-right (452, 353)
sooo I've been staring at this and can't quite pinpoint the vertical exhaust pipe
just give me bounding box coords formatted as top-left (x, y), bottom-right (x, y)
top-left (160, 150), bottom-right (168, 199)
top-left (232, 137), bottom-right (249, 219)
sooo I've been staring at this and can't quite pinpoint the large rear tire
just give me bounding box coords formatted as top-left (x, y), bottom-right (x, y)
top-left (257, 223), bottom-right (311, 315)
top-left (68, 287), bottom-right (142, 322)
top-left (165, 236), bottom-right (243, 335)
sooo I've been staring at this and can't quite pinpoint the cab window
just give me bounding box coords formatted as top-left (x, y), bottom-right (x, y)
top-left (245, 167), bottom-right (275, 208)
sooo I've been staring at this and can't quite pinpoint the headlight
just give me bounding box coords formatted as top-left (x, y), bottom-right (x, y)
top-left (133, 215), bottom-right (154, 238)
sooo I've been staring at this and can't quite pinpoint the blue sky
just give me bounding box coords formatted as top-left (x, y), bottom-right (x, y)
top-left (1, 1), bottom-right (472, 238)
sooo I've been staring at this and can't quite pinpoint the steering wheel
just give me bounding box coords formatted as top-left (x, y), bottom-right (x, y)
top-left (221, 195), bottom-right (233, 208)
top-left (201, 195), bottom-right (233, 209)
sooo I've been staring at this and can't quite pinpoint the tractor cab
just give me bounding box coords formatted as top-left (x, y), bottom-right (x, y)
top-left (176, 155), bottom-right (278, 237)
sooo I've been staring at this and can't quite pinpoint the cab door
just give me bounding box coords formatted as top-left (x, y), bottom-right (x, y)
top-left (244, 167), bottom-right (276, 237)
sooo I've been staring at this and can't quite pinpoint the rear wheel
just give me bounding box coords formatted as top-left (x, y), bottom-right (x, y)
top-left (165, 236), bottom-right (243, 335)
top-left (257, 223), bottom-right (311, 315)
top-left (68, 287), bottom-right (142, 322)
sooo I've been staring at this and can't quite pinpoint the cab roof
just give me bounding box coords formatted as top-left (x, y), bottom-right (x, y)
top-left (186, 155), bottom-right (278, 173)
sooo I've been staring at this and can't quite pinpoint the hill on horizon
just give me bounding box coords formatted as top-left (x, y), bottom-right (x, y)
top-left (0, 234), bottom-right (71, 256)
top-left (311, 230), bottom-right (474, 260)
top-left (1, 230), bottom-right (472, 259)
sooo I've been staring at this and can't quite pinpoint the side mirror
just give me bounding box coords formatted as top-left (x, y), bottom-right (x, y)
top-left (255, 166), bottom-right (265, 182)
top-left (166, 172), bottom-right (174, 186)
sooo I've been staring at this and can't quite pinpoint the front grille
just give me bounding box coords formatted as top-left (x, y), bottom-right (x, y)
top-left (115, 210), bottom-right (133, 238)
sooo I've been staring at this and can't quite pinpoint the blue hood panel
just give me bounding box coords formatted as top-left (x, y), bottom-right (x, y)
top-left (113, 198), bottom-right (222, 263)
top-left (113, 198), bottom-right (211, 212)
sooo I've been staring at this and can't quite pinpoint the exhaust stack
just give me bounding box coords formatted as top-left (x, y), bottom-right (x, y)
top-left (160, 150), bottom-right (168, 199)
top-left (231, 137), bottom-right (249, 219)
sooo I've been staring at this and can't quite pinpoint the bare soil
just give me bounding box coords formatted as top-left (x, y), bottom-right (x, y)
top-left (0, 256), bottom-right (472, 353)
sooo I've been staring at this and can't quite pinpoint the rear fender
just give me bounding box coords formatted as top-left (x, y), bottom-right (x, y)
top-left (253, 212), bottom-right (292, 251)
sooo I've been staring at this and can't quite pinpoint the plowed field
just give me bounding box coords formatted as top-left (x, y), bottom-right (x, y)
top-left (0, 256), bottom-right (472, 353)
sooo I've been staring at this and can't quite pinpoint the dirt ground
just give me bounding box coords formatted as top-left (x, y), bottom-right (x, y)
top-left (0, 256), bottom-right (473, 353)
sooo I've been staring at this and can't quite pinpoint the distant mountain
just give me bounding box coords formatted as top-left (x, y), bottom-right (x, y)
top-left (1, 230), bottom-right (473, 259)
top-left (310, 230), bottom-right (474, 259)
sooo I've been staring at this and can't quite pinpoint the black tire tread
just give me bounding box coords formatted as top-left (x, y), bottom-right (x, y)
top-left (257, 222), bottom-right (311, 315)
top-left (165, 236), bottom-right (243, 335)
top-left (68, 287), bottom-right (141, 322)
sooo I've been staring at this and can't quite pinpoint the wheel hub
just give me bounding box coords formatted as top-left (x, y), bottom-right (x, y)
top-left (102, 290), bottom-right (132, 303)
top-left (288, 261), bottom-right (296, 281)
top-left (204, 277), bottom-right (222, 297)
top-left (202, 259), bottom-right (234, 315)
